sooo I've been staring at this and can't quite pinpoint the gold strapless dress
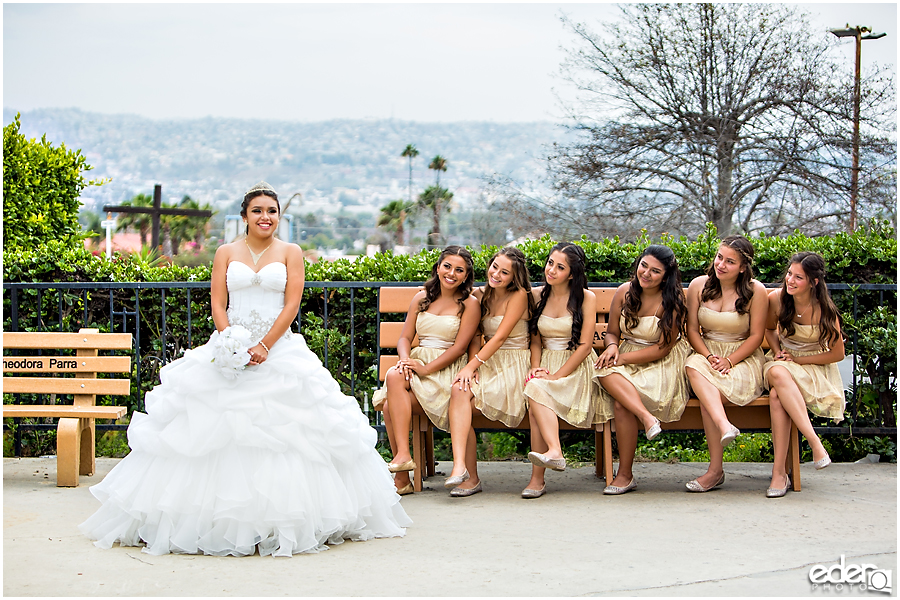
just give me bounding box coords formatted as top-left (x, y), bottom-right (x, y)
top-left (594, 315), bottom-right (692, 424)
top-left (469, 316), bottom-right (530, 427)
top-left (684, 306), bottom-right (766, 406)
top-left (762, 325), bottom-right (845, 422)
top-left (523, 315), bottom-right (599, 428)
top-left (372, 312), bottom-right (468, 431)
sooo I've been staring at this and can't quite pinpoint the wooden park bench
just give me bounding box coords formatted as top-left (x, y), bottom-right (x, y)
top-left (3, 328), bottom-right (132, 487)
top-left (376, 285), bottom-right (802, 493)
top-left (375, 285), bottom-right (617, 492)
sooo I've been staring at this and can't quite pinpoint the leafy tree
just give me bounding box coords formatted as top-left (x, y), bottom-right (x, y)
top-left (115, 194), bottom-right (154, 247)
top-left (418, 185), bottom-right (453, 247)
top-left (2, 114), bottom-right (102, 251)
top-left (400, 144), bottom-right (419, 204)
top-left (377, 199), bottom-right (413, 246)
top-left (510, 4), bottom-right (895, 239)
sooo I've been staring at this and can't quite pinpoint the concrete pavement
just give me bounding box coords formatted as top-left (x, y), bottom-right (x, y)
top-left (3, 457), bottom-right (896, 596)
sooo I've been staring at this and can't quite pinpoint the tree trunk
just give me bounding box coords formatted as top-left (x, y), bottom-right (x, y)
top-left (161, 223), bottom-right (173, 256)
top-left (430, 199), bottom-right (441, 247)
top-left (715, 128), bottom-right (737, 235)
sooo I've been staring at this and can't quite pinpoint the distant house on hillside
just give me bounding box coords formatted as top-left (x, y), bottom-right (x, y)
top-left (85, 232), bottom-right (143, 254)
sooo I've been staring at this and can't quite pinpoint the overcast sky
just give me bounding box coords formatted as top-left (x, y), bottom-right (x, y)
top-left (4, 2), bottom-right (897, 123)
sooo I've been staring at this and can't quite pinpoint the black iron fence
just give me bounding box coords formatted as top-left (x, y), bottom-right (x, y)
top-left (3, 281), bottom-right (896, 450)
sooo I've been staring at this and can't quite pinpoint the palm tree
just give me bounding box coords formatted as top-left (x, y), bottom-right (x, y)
top-left (401, 144), bottom-right (419, 204)
top-left (429, 155), bottom-right (447, 188)
top-left (417, 185), bottom-right (453, 248)
top-left (115, 193), bottom-right (154, 247)
top-left (378, 199), bottom-right (413, 246)
top-left (160, 196), bottom-right (214, 256)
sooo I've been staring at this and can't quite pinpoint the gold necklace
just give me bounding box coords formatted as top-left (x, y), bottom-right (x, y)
top-left (244, 238), bottom-right (273, 266)
top-left (795, 298), bottom-right (812, 319)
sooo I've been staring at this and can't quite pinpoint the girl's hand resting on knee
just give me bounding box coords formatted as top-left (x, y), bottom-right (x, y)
top-left (524, 367), bottom-right (549, 387)
top-left (594, 344), bottom-right (619, 369)
top-left (774, 349), bottom-right (794, 362)
top-left (453, 366), bottom-right (478, 391)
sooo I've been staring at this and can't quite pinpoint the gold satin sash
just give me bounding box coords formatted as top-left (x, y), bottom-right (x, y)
top-left (418, 336), bottom-right (453, 349)
top-left (780, 333), bottom-right (825, 353)
top-left (542, 337), bottom-right (570, 351)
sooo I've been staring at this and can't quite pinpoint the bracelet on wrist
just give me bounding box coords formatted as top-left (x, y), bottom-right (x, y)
top-left (725, 357), bottom-right (734, 368)
top-left (706, 353), bottom-right (714, 360)
top-left (259, 341), bottom-right (269, 353)
top-left (474, 354), bottom-right (486, 365)
top-left (607, 342), bottom-right (618, 348)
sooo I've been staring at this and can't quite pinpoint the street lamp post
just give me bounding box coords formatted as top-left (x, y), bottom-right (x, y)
top-left (829, 25), bottom-right (887, 232)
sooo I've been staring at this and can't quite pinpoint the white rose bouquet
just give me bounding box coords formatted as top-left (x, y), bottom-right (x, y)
top-left (211, 325), bottom-right (253, 379)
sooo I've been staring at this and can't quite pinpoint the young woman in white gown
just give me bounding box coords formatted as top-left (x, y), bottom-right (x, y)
top-left (80, 182), bottom-right (411, 557)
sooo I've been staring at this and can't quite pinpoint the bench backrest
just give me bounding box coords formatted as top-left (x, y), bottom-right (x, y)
top-left (376, 286), bottom-right (617, 381)
top-left (3, 329), bottom-right (133, 400)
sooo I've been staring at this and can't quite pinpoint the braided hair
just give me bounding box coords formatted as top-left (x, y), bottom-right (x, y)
top-left (701, 235), bottom-right (756, 315)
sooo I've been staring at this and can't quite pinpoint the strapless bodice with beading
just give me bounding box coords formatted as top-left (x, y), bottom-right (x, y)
top-left (225, 261), bottom-right (292, 343)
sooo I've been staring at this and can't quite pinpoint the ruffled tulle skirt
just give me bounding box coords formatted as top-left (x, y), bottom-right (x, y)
top-left (79, 333), bottom-right (411, 557)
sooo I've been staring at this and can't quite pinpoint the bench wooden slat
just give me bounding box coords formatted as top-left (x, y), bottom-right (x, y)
top-left (593, 323), bottom-right (608, 349)
top-left (2, 377), bottom-right (131, 396)
top-left (2, 356), bottom-right (131, 373)
top-left (3, 332), bottom-right (133, 351)
top-left (589, 287), bottom-right (617, 318)
top-left (379, 356), bottom-right (400, 381)
top-left (380, 322), bottom-right (419, 349)
top-left (2, 405), bottom-right (127, 420)
top-left (379, 287), bottom-right (422, 313)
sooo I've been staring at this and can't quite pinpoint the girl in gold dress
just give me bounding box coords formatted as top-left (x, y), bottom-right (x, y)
top-left (444, 248), bottom-right (535, 497)
top-left (594, 245), bottom-right (692, 495)
top-left (763, 252), bottom-right (844, 498)
top-left (521, 242), bottom-right (598, 498)
top-left (684, 236), bottom-right (768, 492)
top-left (372, 246), bottom-right (480, 495)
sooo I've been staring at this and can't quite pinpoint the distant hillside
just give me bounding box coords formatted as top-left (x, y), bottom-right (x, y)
top-left (3, 108), bottom-right (567, 218)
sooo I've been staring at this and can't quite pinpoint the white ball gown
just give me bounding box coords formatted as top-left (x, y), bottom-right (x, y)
top-left (79, 261), bottom-right (411, 556)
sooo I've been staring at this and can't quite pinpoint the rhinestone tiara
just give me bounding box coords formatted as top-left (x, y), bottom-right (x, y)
top-left (244, 181), bottom-right (276, 199)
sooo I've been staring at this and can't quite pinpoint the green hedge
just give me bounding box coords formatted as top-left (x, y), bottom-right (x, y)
top-left (4, 223), bottom-right (896, 450)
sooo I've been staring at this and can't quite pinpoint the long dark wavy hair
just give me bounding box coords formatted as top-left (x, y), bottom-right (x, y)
top-left (529, 242), bottom-right (588, 350)
top-left (241, 187), bottom-right (280, 235)
top-left (481, 247), bottom-right (535, 321)
top-left (622, 245), bottom-right (687, 347)
top-left (701, 235), bottom-right (756, 315)
top-left (777, 252), bottom-right (842, 350)
top-left (418, 245), bottom-right (474, 317)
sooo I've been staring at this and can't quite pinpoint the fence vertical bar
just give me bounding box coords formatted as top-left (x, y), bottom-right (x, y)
top-left (350, 287), bottom-right (355, 397)
top-left (135, 288), bottom-right (142, 412)
top-left (36, 289), bottom-right (42, 331)
top-left (82, 289), bottom-right (88, 327)
top-left (58, 289), bottom-right (64, 331)
top-left (322, 287), bottom-right (329, 369)
top-left (187, 289), bottom-right (192, 348)
top-left (375, 285), bottom-right (382, 427)
top-left (160, 288), bottom-right (167, 364)
top-left (11, 288), bottom-right (18, 331)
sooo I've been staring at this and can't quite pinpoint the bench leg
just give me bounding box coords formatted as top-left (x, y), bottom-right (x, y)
top-left (425, 426), bottom-right (436, 477)
top-left (788, 422), bottom-right (801, 492)
top-left (411, 415), bottom-right (425, 492)
top-left (56, 417), bottom-right (82, 487)
top-left (80, 418), bottom-right (96, 476)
